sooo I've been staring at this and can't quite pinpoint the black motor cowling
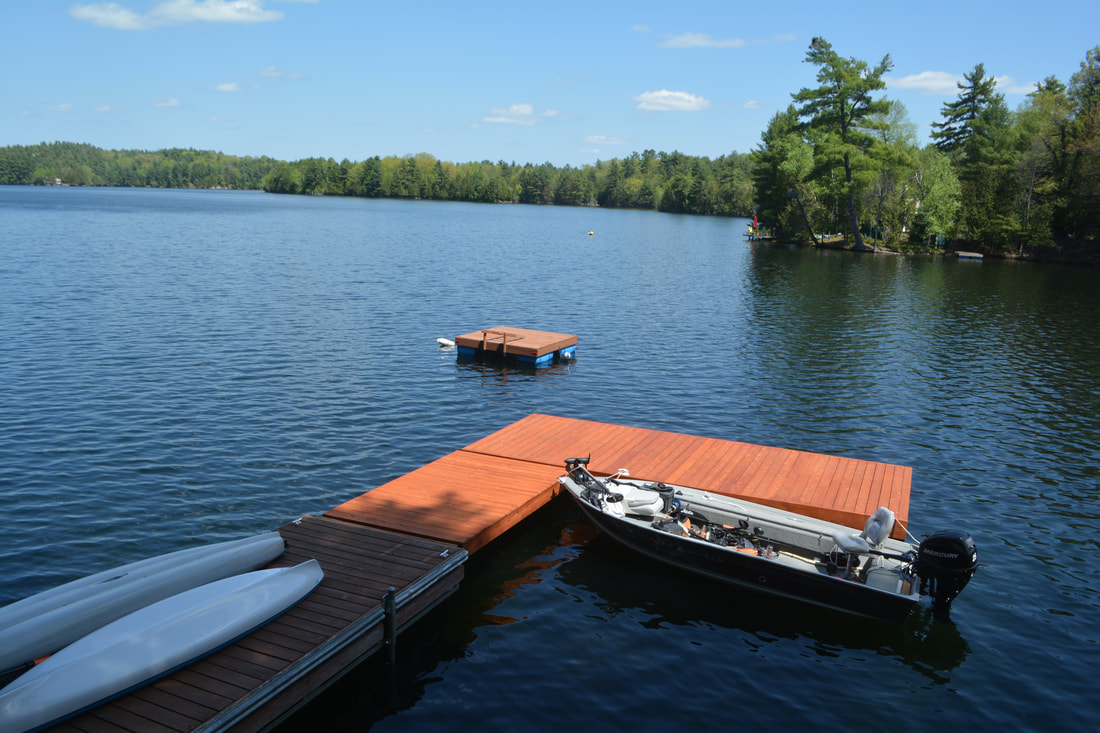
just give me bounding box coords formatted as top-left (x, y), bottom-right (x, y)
top-left (915, 529), bottom-right (978, 617)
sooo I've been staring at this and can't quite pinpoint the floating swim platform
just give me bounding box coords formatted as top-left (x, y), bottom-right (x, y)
top-left (453, 327), bottom-right (577, 367)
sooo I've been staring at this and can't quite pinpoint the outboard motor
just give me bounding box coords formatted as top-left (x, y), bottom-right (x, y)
top-left (915, 530), bottom-right (978, 617)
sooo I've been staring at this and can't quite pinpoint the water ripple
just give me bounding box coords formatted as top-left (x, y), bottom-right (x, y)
top-left (2, 188), bottom-right (1098, 730)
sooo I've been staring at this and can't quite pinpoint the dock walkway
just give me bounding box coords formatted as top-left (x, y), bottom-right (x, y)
top-left (53, 518), bottom-right (465, 733)
top-left (48, 414), bottom-right (910, 731)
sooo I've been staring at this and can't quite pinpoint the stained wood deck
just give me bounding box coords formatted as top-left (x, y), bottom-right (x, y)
top-left (329, 413), bottom-right (911, 545)
top-left (453, 326), bottom-right (577, 358)
top-left (48, 517), bottom-right (465, 733)
top-left (325, 452), bottom-right (564, 553)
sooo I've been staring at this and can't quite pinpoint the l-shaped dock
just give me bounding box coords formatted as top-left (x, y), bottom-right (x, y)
top-left (49, 414), bottom-right (911, 731)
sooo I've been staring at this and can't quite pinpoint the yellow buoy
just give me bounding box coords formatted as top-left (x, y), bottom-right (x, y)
top-left (588, 231), bottom-right (594, 236)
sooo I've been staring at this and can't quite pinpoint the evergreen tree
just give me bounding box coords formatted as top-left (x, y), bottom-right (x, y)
top-left (931, 64), bottom-right (999, 153)
top-left (792, 37), bottom-right (893, 250)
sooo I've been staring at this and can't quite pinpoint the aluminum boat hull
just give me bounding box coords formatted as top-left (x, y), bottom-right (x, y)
top-left (560, 470), bottom-right (920, 623)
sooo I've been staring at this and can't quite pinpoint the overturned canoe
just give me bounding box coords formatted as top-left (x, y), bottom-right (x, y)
top-left (0, 558), bottom-right (323, 733)
top-left (0, 532), bottom-right (286, 674)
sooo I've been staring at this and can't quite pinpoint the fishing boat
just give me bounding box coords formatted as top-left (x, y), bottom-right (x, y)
top-left (0, 559), bottom-right (323, 733)
top-left (0, 532), bottom-right (286, 676)
top-left (560, 457), bottom-right (977, 623)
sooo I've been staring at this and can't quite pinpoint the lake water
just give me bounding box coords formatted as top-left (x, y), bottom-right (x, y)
top-left (1, 186), bottom-right (1097, 731)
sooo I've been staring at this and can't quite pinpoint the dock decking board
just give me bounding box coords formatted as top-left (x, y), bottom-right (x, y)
top-left (325, 452), bottom-right (564, 553)
top-left (328, 414), bottom-right (910, 552)
top-left (462, 413), bottom-right (910, 537)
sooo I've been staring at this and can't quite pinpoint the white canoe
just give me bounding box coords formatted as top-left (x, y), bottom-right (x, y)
top-left (0, 532), bottom-right (285, 673)
top-left (0, 558), bottom-right (323, 733)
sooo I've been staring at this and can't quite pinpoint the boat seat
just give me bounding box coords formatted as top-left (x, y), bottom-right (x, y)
top-left (832, 507), bottom-right (895, 555)
top-left (605, 484), bottom-right (665, 518)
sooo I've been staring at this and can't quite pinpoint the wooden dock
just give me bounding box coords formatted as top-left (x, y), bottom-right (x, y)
top-left (45, 414), bottom-right (911, 731)
top-left (453, 326), bottom-right (577, 366)
top-left (328, 413), bottom-right (910, 543)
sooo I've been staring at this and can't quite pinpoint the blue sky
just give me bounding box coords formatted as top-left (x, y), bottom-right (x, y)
top-left (3, 0), bottom-right (1098, 166)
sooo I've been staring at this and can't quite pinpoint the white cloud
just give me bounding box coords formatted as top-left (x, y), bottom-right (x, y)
top-left (70, 0), bottom-right (285, 31)
top-left (70, 3), bottom-right (146, 29)
top-left (584, 135), bottom-right (627, 145)
top-left (94, 105), bottom-right (112, 112)
top-left (258, 66), bottom-right (283, 78)
top-left (743, 100), bottom-right (761, 109)
top-left (994, 75), bottom-right (1035, 94)
top-left (887, 70), bottom-right (1035, 96)
top-left (152, 98), bottom-right (180, 107)
top-left (215, 82), bottom-right (242, 93)
top-left (47, 103), bottom-right (73, 112)
top-left (887, 71), bottom-right (964, 94)
top-left (660, 32), bottom-right (747, 49)
top-left (631, 25), bottom-right (651, 32)
top-left (633, 90), bottom-right (711, 111)
top-left (483, 104), bottom-right (563, 125)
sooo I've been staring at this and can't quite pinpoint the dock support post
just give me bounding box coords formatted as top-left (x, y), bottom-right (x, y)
top-left (383, 586), bottom-right (397, 707)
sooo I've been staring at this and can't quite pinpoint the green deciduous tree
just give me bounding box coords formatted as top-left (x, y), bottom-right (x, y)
top-left (911, 147), bottom-right (961, 244)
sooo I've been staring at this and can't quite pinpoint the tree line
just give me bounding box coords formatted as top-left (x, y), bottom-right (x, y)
top-left (0, 141), bottom-right (755, 217)
top-left (0, 141), bottom-right (277, 190)
top-left (260, 149), bottom-right (754, 216)
top-left (754, 39), bottom-right (1099, 259)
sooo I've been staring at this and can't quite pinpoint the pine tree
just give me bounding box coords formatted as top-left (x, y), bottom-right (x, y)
top-left (931, 63), bottom-right (999, 153)
top-left (792, 37), bottom-right (893, 250)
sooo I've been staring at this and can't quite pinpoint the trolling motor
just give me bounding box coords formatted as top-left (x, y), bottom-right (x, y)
top-left (914, 530), bottom-right (978, 617)
top-left (564, 456), bottom-right (589, 473)
top-left (565, 456), bottom-right (608, 504)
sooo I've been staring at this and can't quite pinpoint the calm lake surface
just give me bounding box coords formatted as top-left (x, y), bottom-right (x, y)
top-left (1, 186), bottom-right (1097, 731)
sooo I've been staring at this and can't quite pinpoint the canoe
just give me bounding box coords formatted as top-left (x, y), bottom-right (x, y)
top-left (0, 558), bottom-right (323, 733)
top-left (0, 532), bottom-right (285, 674)
top-left (560, 457), bottom-right (977, 622)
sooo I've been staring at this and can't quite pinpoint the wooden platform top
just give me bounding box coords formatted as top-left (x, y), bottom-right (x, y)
top-left (465, 414), bottom-right (911, 538)
top-left (454, 326), bottom-right (577, 358)
top-left (327, 413), bottom-right (911, 547)
top-left (326, 452), bottom-right (563, 553)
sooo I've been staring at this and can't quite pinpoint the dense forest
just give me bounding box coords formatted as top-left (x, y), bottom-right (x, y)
top-left (755, 40), bottom-right (1099, 259)
top-left (1, 41), bottom-right (1096, 261)
top-left (0, 141), bottom-right (755, 217)
top-left (261, 150), bottom-right (755, 215)
top-left (0, 142), bottom-right (277, 190)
